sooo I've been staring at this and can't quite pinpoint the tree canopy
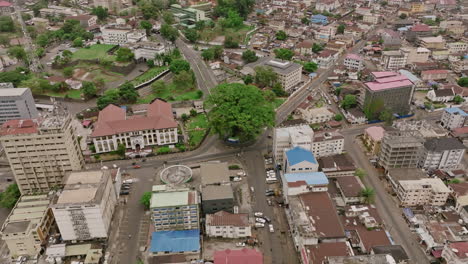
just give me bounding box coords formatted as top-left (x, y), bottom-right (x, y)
top-left (254, 66), bottom-right (278, 88)
top-left (274, 48), bottom-right (294, 61)
top-left (215, 0), bottom-right (255, 19)
top-left (454, 95), bottom-right (465, 104)
top-left (242, 50), bottom-right (258, 63)
top-left (8, 46), bottom-right (27, 62)
top-left (0, 184), bottom-right (20, 209)
top-left (82, 81), bottom-right (97, 99)
top-left (341, 95), bottom-right (357, 109)
top-left (97, 82), bottom-right (138, 109)
top-left (0, 16), bottom-right (15, 32)
top-left (201, 46), bottom-right (223, 61)
top-left (303, 62), bottom-right (318, 73)
top-left (205, 83), bottom-right (275, 142)
top-left (91, 6), bottom-right (108, 20)
top-left (183, 28), bottom-right (199, 43)
top-left (140, 191), bottom-right (152, 209)
top-left (458, 77), bottom-right (468, 87)
top-left (160, 24), bottom-right (179, 42)
top-left (276, 30), bottom-right (287, 40)
top-left (220, 10), bottom-right (244, 28)
top-left (312, 43), bottom-right (323, 54)
top-left (169, 59), bottom-right (191, 74)
top-left (140, 20), bottom-right (152, 35)
top-left (116, 47), bottom-right (134, 62)
top-left (337, 24), bottom-right (345, 34)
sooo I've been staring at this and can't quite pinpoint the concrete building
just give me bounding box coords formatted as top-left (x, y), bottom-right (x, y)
top-left (396, 178), bottom-right (450, 206)
top-left (378, 131), bottom-right (424, 170)
top-left (420, 69), bottom-right (449, 81)
top-left (363, 126), bottom-right (385, 155)
top-left (243, 57), bottom-right (302, 92)
top-left (406, 24), bottom-right (432, 42)
top-left (401, 47), bottom-right (430, 64)
top-left (170, 4), bottom-right (207, 28)
top-left (0, 88), bottom-right (38, 124)
top-left (419, 138), bottom-right (465, 170)
top-left (381, 50), bottom-right (407, 70)
top-left (318, 154), bottom-right (356, 178)
top-left (0, 1), bottom-right (12, 15)
top-left (447, 42), bottom-right (467, 54)
top-left (311, 130), bottom-right (344, 158)
top-left (363, 14), bottom-right (381, 24)
top-left (39, 6), bottom-right (78, 17)
top-left (214, 249), bottom-right (263, 264)
top-left (91, 100), bottom-right (178, 155)
top-left (0, 195), bottom-right (54, 258)
top-left (298, 107), bottom-right (334, 124)
top-left (328, 255), bottom-right (397, 264)
top-left (315, 0), bottom-right (340, 12)
top-left (440, 107), bottom-right (468, 130)
top-left (343, 53), bottom-right (364, 71)
top-left (440, 20), bottom-right (465, 36)
top-left (100, 26), bottom-right (131, 45)
top-left (284, 147), bottom-right (319, 174)
top-left (205, 211), bottom-right (251, 238)
top-left (199, 162), bottom-right (234, 214)
top-left (441, 241), bottom-right (468, 264)
top-left (131, 42), bottom-right (166, 62)
top-left (150, 185), bottom-right (199, 231)
top-left (363, 71), bottom-right (415, 115)
top-left (51, 170), bottom-right (117, 241)
top-left (273, 125), bottom-right (313, 165)
top-left (149, 229), bottom-right (200, 260)
top-left (418, 36), bottom-right (445, 50)
top-left (314, 49), bottom-right (339, 69)
top-left (92, 0), bottom-right (122, 12)
top-left (281, 171), bottom-right (329, 197)
top-left (65, 15), bottom-right (97, 28)
top-left (0, 111), bottom-right (85, 194)
top-left (335, 176), bottom-right (365, 204)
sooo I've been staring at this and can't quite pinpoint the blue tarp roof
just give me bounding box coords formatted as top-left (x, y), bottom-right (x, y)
top-left (285, 147), bottom-right (317, 165)
top-left (311, 14), bottom-right (327, 19)
top-left (403, 208), bottom-right (414, 219)
top-left (284, 172), bottom-right (328, 185)
top-left (444, 107), bottom-right (468, 116)
top-left (150, 230), bottom-right (200, 253)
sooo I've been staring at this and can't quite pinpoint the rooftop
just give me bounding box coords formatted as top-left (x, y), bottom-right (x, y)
top-left (327, 254), bottom-right (395, 264)
top-left (284, 172), bottom-right (329, 187)
top-left (56, 170), bottom-right (110, 205)
top-left (449, 183), bottom-right (468, 196)
top-left (213, 249), bottom-right (263, 264)
top-left (314, 130), bottom-right (344, 142)
top-left (149, 230), bottom-right (200, 253)
top-left (371, 245), bottom-right (410, 262)
top-left (444, 107), bottom-right (468, 116)
top-left (91, 99), bottom-right (177, 138)
top-left (201, 185), bottom-right (234, 201)
top-left (365, 126), bottom-right (385, 141)
top-left (345, 53), bottom-right (362, 61)
top-left (399, 178), bottom-right (451, 193)
top-left (336, 176), bottom-right (364, 197)
top-left (419, 35), bottom-right (444, 43)
top-left (411, 23), bottom-right (431, 32)
top-left (306, 242), bottom-right (350, 264)
top-left (200, 162), bottom-right (230, 185)
top-left (0, 88), bottom-right (29, 97)
top-left (387, 168), bottom-right (428, 181)
top-left (206, 211), bottom-right (249, 227)
top-left (318, 153), bottom-right (356, 172)
top-left (365, 72), bottom-right (413, 91)
top-left (424, 137), bottom-right (465, 152)
top-left (150, 186), bottom-right (198, 208)
top-left (286, 146), bottom-right (317, 166)
top-left (243, 57), bottom-right (302, 76)
top-left (1, 195), bottom-right (50, 235)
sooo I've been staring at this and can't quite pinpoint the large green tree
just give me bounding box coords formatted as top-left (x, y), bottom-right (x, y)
top-left (0, 184), bottom-right (20, 209)
top-left (254, 66), bottom-right (278, 88)
top-left (242, 50), bottom-right (258, 63)
top-left (169, 59), bottom-right (191, 74)
top-left (360, 187), bottom-right (375, 204)
top-left (379, 109), bottom-right (395, 126)
top-left (303, 62), bottom-right (318, 73)
top-left (205, 83), bottom-right (275, 142)
top-left (276, 30), bottom-right (287, 40)
top-left (8, 46), bottom-right (27, 62)
top-left (116, 47), bottom-right (134, 62)
top-left (91, 6), bottom-right (108, 20)
top-left (140, 20), bottom-right (152, 35)
top-left (183, 28), bottom-right (199, 43)
top-left (215, 0), bottom-right (255, 19)
top-left (458, 77), bottom-right (468, 87)
top-left (274, 48), bottom-right (294, 61)
top-left (160, 24), bottom-right (179, 42)
top-left (341, 95), bottom-right (357, 109)
top-left (140, 191), bottom-right (152, 209)
top-left (0, 16), bottom-right (15, 32)
top-left (82, 81), bottom-right (97, 99)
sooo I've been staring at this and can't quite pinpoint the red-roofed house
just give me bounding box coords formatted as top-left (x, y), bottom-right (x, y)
top-left (421, 69), bottom-right (449, 81)
top-left (441, 241), bottom-right (468, 264)
top-left (0, 1), bottom-right (12, 15)
top-left (205, 211), bottom-right (251, 238)
top-left (304, 242), bottom-right (352, 264)
top-left (407, 24), bottom-right (432, 42)
top-left (214, 249), bottom-right (263, 264)
top-left (91, 99), bottom-right (178, 155)
top-left (314, 49), bottom-right (339, 69)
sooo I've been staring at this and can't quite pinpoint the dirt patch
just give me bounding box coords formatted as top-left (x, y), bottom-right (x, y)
top-left (74, 68), bottom-right (95, 81)
top-left (203, 238), bottom-right (260, 261)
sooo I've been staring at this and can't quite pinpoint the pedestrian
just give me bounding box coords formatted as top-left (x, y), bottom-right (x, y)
top-left (128, 234), bottom-right (132, 239)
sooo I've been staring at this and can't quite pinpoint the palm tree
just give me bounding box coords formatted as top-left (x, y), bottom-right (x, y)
top-left (360, 187), bottom-right (375, 204)
top-left (354, 168), bottom-right (367, 179)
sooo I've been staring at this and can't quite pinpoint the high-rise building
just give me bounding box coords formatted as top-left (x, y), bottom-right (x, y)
top-left (378, 131), bottom-right (424, 169)
top-left (0, 108), bottom-right (85, 194)
top-left (51, 170), bottom-right (117, 241)
top-left (0, 88), bottom-right (38, 124)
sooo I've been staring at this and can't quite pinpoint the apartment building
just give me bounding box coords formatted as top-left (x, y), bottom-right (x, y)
top-left (314, 49), bottom-right (339, 69)
top-left (406, 24), bottom-right (432, 42)
top-left (282, 171), bottom-right (328, 197)
top-left (0, 1), bottom-right (12, 15)
top-left (0, 195), bottom-right (54, 258)
top-left (101, 26), bottom-right (131, 45)
top-left (379, 131), bottom-right (424, 170)
top-left (363, 71), bottom-right (415, 115)
top-left (39, 5), bottom-right (78, 17)
top-left (440, 107), bottom-right (468, 130)
top-left (343, 53), bottom-right (364, 71)
top-left (200, 162), bottom-right (234, 214)
top-left (396, 178), bottom-right (450, 206)
top-left (0, 88), bottom-right (38, 124)
top-left (440, 20), bottom-right (465, 36)
top-left (93, 0), bottom-right (122, 11)
top-left (170, 4), bottom-right (207, 27)
top-left (447, 42), bottom-right (468, 54)
top-left (419, 138), bottom-right (465, 170)
top-left (273, 125), bottom-right (313, 165)
top-left (381, 50), bottom-right (407, 70)
top-left (0, 111), bottom-right (85, 194)
top-left (401, 47), bottom-right (430, 64)
top-left (65, 15), bottom-right (97, 28)
top-left (51, 170), bottom-right (117, 241)
top-left (91, 99), bottom-right (178, 155)
top-left (363, 14), bottom-right (381, 24)
top-left (363, 126), bottom-right (385, 155)
top-left (421, 69), bottom-right (449, 81)
top-left (205, 211), bottom-right (251, 238)
top-left (311, 130), bottom-right (344, 157)
top-left (418, 36), bottom-right (445, 50)
top-left (150, 185), bottom-right (200, 231)
top-left (283, 147), bottom-right (319, 174)
top-left (315, 0), bottom-right (340, 12)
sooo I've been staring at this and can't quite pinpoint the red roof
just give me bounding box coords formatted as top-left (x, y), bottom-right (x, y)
top-left (0, 1), bottom-right (12, 7)
top-left (411, 24), bottom-right (431, 32)
top-left (421, 69), bottom-right (448, 75)
top-left (306, 242), bottom-right (350, 264)
top-left (448, 241), bottom-right (468, 259)
top-left (206, 211), bottom-right (249, 227)
top-left (214, 249), bottom-right (263, 264)
top-left (91, 99), bottom-right (177, 137)
top-left (1, 119), bottom-right (38, 136)
top-left (452, 126), bottom-right (468, 137)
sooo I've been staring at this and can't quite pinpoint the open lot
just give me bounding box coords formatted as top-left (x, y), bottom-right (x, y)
top-left (186, 114), bottom-right (209, 147)
top-left (72, 44), bottom-right (116, 61)
top-left (199, 24), bottom-right (254, 43)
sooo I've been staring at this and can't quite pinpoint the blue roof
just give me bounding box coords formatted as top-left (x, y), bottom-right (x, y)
top-left (444, 107), bottom-right (468, 116)
top-left (312, 14), bottom-right (327, 19)
top-left (150, 230), bottom-right (200, 253)
top-left (284, 172), bottom-right (329, 185)
top-left (398, 69), bottom-right (420, 83)
top-left (285, 147), bottom-right (317, 166)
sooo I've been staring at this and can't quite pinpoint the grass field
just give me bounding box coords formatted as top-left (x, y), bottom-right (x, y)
top-left (72, 44), bottom-right (116, 61)
top-left (137, 84), bottom-right (203, 104)
top-left (273, 98), bottom-right (286, 109)
top-left (131, 67), bottom-right (168, 86)
top-left (45, 89), bottom-right (82, 99)
top-left (186, 114), bottom-right (208, 147)
top-left (199, 24), bottom-right (253, 43)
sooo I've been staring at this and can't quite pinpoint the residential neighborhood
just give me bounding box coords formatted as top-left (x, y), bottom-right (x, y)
top-left (0, 0), bottom-right (466, 263)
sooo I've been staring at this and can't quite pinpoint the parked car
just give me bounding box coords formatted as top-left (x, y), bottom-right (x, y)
top-left (121, 185), bottom-right (131, 190)
top-left (123, 179), bottom-right (134, 184)
top-left (120, 190), bottom-right (130, 195)
top-left (232, 177), bottom-right (242, 182)
top-left (267, 199), bottom-right (273, 206)
top-left (250, 186), bottom-right (255, 193)
top-left (133, 165), bottom-right (141, 169)
top-left (254, 212), bottom-right (263, 217)
top-left (236, 242), bottom-right (246, 247)
top-left (269, 224), bottom-right (274, 233)
top-left (256, 218), bottom-right (266, 223)
top-left (263, 216), bottom-right (271, 223)
top-left (255, 223), bottom-right (265, 228)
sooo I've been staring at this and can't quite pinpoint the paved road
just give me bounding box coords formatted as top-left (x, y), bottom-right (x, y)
top-left (341, 128), bottom-right (428, 264)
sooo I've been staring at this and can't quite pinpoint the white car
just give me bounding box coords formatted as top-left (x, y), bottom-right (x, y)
top-left (269, 224), bottom-right (274, 233)
top-left (256, 218), bottom-right (266, 223)
top-left (254, 212), bottom-right (263, 217)
top-left (237, 171), bottom-right (246, 176)
top-left (233, 177), bottom-right (242, 182)
top-left (255, 223), bottom-right (265, 228)
top-left (123, 179), bottom-right (134, 184)
top-left (236, 242), bottom-right (246, 247)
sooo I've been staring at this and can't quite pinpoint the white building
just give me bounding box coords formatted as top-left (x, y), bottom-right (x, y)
top-left (447, 42), bottom-right (468, 54)
top-left (51, 170), bottom-right (118, 241)
top-left (0, 88), bottom-right (38, 124)
top-left (315, 0), bottom-right (340, 12)
top-left (343, 54), bottom-right (364, 71)
top-left (281, 171), bottom-right (328, 197)
top-left (363, 14), bottom-right (381, 24)
top-left (381, 50), bottom-right (407, 70)
top-left (132, 41), bottom-right (166, 62)
top-left (419, 138), bottom-right (465, 170)
top-left (205, 211), bottom-right (251, 238)
top-left (298, 107), bottom-right (334, 124)
top-left (101, 26), bottom-right (131, 45)
top-left (273, 125), bottom-right (313, 165)
top-left (312, 131), bottom-right (344, 158)
top-left (91, 99), bottom-right (178, 155)
top-left (440, 107), bottom-right (468, 131)
top-left (396, 178), bottom-right (450, 206)
top-left (283, 146), bottom-right (319, 174)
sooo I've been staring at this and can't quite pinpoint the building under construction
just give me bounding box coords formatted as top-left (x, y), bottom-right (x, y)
top-left (378, 130), bottom-right (424, 170)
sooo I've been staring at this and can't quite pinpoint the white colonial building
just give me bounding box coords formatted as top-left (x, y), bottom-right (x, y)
top-left (205, 211), bottom-right (251, 238)
top-left (91, 99), bottom-right (178, 156)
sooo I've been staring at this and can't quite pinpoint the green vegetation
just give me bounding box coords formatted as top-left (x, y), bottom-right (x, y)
top-left (274, 48), bottom-right (294, 61)
top-left (337, 24), bottom-right (345, 34)
top-left (364, 98), bottom-right (384, 120)
top-left (449, 179), bottom-right (461, 184)
top-left (454, 95), bottom-right (464, 104)
top-left (360, 187), bottom-right (375, 204)
top-left (198, 22), bottom-right (253, 44)
top-left (276, 30), bottom-right (287, 40)
top-left (242, 49), bottom-right (258, 63)
top-left (312, 43), bottom-right (323, 54)
top-left (97, 82), bottom-right (139, 109)
top-left (131, 66), bottom-right (168, 86)
top-left (0, 184), bottom-right (20, 209)
top-left (205, 83), bottom-right (275, 142)
top-left (157, 146), bottom-right (171, 154)
top-left (116, 47), bottom-right (134, 62)
top-left (458, 77), bottom-right (468, 87)
top-left (186, 113), bottom-right (209, 147)
top-left (201, 46), bottom-right (224, 61)
top-left (45, 89), bottom-right (82, 99)
top-left (72, 44), bottom-right (116, 61)
top-left (379, 109), bottom-right (395, 126)
top-left (334, 114), bottom-right (343, 121)
top-left (140, 192), bottom-right (152, 209)
top-left (303, 62), bottom-right (318, 73)
top-left (91, 6), bottom-right (109, 20)
top-left (228, 164), bottom-right (241, 170)
top-left (341, 95), bottom-right (357, 110)
top-left (214, 0), bottom-right (255, 19)
top-left (82, 81), bottom-right (98, 100)
top-left (0, 16), bottom-right (15, 33)
top-left (0, 67), bottom-right (31, 86)
top-left (273, 98), bottom-right (286, 109)
top-left (161, 24), bottom-right (179, 42)
top-left (354, 168), bottom-right (367, 179)
top-left (169, 59), bottom-right (191, 74)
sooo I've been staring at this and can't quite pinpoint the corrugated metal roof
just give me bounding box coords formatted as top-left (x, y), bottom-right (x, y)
top-left (284, 172), bottom-right (328, 185)
top-left (150, 230), bottom-right (200, 253)
top-left (285, 146), bottom-right (317, 165)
